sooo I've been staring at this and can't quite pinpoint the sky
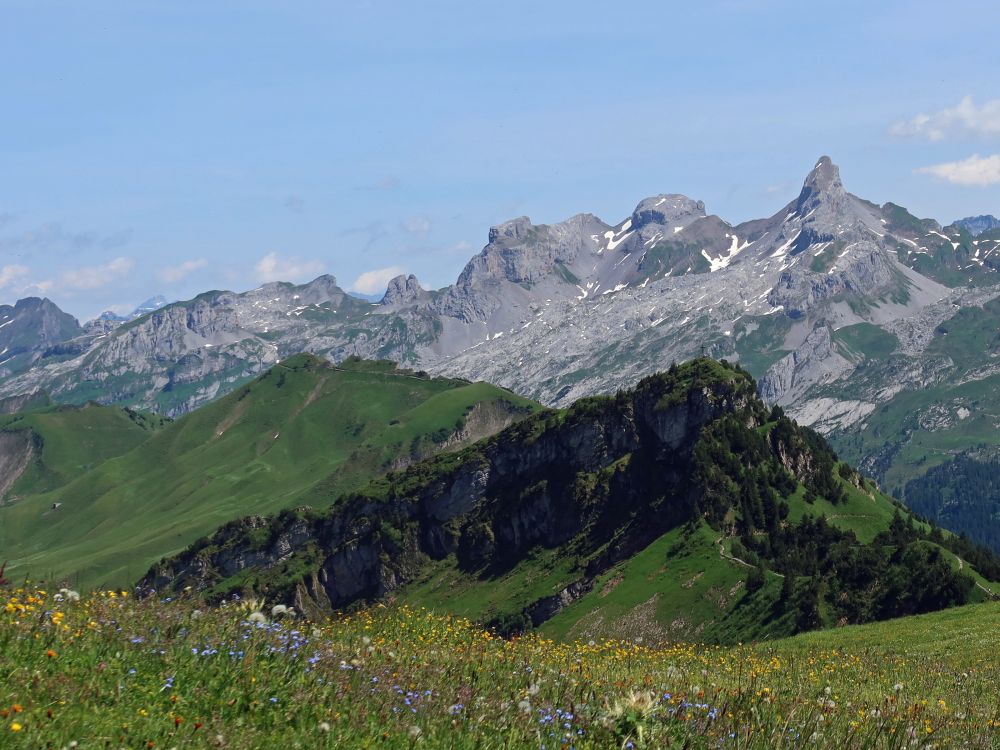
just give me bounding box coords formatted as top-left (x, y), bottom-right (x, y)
top-left (1, 0), bottom-right (999, 320)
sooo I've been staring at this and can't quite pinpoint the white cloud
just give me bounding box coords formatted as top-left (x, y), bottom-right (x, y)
top-left (401, 216), bottom-right (432, 236)
top-left (0, 264), bottom-right (29, 289)
top-left (916, 154), bottom-right (1000, 186)
top-left (26, 279), bottom-right (54, 294)
top-left (891, 96), bottom-right (1000, 141)
top-left (62, 257), bottom-right (136, 290)
top-left (254, 252), bottom-right (324, 282)
top-left (350, 265), bottom-right (405, 295)
top-left (159, 258), bottom-right (208, 283)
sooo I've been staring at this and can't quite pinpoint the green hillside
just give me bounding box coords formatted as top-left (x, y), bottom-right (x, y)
top-left (0, 403), bottom-right (165, 503)
top-left (147, 359), bottom-right (1000, 644)
top-left (0, 354), bottom-right (540, 589)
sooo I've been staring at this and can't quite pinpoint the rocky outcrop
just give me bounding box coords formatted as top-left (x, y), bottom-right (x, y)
top-left (141, 361), bottom-right (767, 621)
top-left (759, 326), bottom-right (843, 405)
top-left (0, 429), bottom-right (36, 503)
top-left (0, 298), bottom-right (82, 378)
top-left (381, 274), bottom-right (428, 307)
top-left (954, 215), bottom-right (1000, 237)
top-left (0, 391), bottom-right (49, 415)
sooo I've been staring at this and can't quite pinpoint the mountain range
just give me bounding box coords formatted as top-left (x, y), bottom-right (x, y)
top-left (0, 156), bottom-right (998, 546)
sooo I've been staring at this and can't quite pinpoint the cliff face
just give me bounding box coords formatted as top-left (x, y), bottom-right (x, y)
top-left (142, 360), bottom-right (768, 619)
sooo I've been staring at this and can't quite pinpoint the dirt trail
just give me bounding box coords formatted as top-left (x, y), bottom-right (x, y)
top-left (714, 536), bottom-right (784, 579)
top-left (955, 555), bottom-right (998, 599)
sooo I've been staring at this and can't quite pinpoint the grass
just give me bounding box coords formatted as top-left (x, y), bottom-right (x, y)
top-left (3, 586), bottom-right (1000, 748)
top-left (831, 324), bottom-right (899, 362)
top-left (543, 525), bottom-right (794, 646)
top-left (0, 404), bottom-right (164, 501)
top-left (395, 467), bottom-right (985, 648)
top-left (0, 355), bottom-right (540, 590)
top-left (733, 315), bottom-right (793, 378)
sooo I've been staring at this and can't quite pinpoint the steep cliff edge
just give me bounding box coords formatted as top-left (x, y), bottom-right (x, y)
top-left (143, 359), bottom-right (995, 641)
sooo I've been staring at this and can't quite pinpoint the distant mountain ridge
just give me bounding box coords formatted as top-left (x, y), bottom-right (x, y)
top-left (0, 157), bottom-right (998, 535)
top-left (955, 214), bottom-right (1000, 236)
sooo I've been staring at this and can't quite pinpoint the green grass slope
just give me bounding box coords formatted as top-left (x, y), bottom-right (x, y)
top-left (0, 403), bottom-right (164, 502)
top-left (0, 354), bottom-right (540, 589)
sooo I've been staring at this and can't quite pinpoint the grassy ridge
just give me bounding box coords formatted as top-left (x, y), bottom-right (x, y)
top-left (2, 587), bottom-right (999, 748)
top-left (0, 403), bottom-right (164, 501)
top-left (161, 359), bottom-right (995, 647)
top-left (0, 355), bottom-right (539, 589)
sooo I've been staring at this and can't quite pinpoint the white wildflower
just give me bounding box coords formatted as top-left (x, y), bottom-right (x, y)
top-left (317, 721), bottom-right (331, 733)
top-left (248, 612), bottom-right (268, 624)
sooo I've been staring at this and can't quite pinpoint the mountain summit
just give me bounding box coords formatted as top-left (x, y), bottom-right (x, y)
top-left (0, 157), bottom-right (997, 530)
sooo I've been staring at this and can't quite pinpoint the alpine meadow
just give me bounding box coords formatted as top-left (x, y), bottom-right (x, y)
top-left (3, 2), bottom-right (1000, 748)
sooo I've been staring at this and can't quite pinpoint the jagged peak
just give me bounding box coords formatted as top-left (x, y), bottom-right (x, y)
top-left (381, 274), bottom-right (426, 306)
top-left (488, 216), bottom-right (533, 243)
top-left (798, 156), bottom-right (844, 202)
top-left (297, 274), bottom-right (341, 291)
top-left (630, 194), bottom-right (706, 230)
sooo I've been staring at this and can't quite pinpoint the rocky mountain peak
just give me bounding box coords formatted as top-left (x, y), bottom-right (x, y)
top-left (130, 296), bottom-right (168, 319)
top-left (488, 216), bottom-right (533, 243)
top-left (795, 156), bottom-right (846, 212)
top-left (381, 274), bottom-right (427, 306)
top-left (630, 194), bottom-right (706, 231)
top-left (954, 214), bottom-right (1000, 236)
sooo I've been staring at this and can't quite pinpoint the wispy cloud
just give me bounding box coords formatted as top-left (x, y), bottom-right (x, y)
top-left (0, 222), bottom-right (132, 254)
top-left (350, 265), bottom-right (405, 295)
top-left (891, 96), bottom-right (1000, 141)
top-left (916, 154), bottom-right (1000, 186)
top-left (284, 195), bottom-right (305, 214)
top-left (59, 257), bottom-right (137, 291)
top-left (0, 265), bottom-right (29, 289)
top-left (254, 252), bottom-right (324, 282)
top-left (159, 258), bottom-right (208, 283)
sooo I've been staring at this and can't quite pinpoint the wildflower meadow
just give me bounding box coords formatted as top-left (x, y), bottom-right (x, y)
top-left (2, 587), bottom-right (999, 748)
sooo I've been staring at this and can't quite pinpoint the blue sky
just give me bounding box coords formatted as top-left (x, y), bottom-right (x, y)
top-left (1, 0), bottom-right (999, 319)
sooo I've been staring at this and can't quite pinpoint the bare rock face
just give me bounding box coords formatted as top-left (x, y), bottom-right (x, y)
top-left (381, 274), bottom-right (428, 307)
top-left (0, 298), bottom-right (82, 378)
top-left (630, 194), bottom-right (706, 231)
top-left (0, 429), bottom-right (36, 503)
top-left (758, 326), bottom-right (849, 406)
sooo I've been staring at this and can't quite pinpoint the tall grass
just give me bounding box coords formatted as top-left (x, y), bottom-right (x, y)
top-left (2, 587), bottom-right (998, 748)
